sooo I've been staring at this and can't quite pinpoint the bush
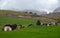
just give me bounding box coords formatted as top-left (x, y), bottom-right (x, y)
top-left (36, 20), bottom-right (41, 25)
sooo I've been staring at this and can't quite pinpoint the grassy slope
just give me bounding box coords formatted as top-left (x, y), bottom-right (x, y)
top-left (0, 26), bottom-right (60, 38)
top-left (0, 10), bottom-right (34, 17)
top-left (0, 17), bottom-right (60, 38)
top-left (0, 17), bottom-right (36, 24)
top-left (0, 17), bottom-right (56, 26)
top-left (0, 10), bottom-right (25, 17)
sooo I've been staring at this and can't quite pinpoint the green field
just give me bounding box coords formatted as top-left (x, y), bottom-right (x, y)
top-left (0, 17), bottom-right (60, 38)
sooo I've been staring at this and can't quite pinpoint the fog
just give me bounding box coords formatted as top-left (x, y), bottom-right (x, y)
top-left (0, 0), bottom-right (60, 13)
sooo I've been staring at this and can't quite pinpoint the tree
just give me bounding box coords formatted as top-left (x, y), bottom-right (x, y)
top-left (36, 20), bottom-right (41, 25)
top-left (33, 13), bottom-right (38, 17)
top-left (33, 13), bottom-right (37, 15)
top-left (25, 12), bottom-right (28, 14)
top-left (29, 12), bottom-right (33, 14)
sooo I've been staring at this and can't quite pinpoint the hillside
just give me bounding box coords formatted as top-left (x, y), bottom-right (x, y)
top-left (42, 12), bottom-right (60, 20)
top-left (42, 7), bottom-right (60, 20)
top-left (0, 10), bottom-right (41, 18)
top-left (0, 10), bottom-right (23, 16)
top-left (0, 10), bottom-right (59, 21)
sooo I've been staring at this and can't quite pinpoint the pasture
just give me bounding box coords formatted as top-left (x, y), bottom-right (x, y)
top-left (0, 17), bottom-right (60, 38)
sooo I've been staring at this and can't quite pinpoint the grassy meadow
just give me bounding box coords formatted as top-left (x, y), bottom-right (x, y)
top-left (0, 17), bottom-right (60, 38)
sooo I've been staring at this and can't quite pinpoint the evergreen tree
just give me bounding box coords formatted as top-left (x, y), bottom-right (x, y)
top-left (36, 20), bottom-right (41, 25)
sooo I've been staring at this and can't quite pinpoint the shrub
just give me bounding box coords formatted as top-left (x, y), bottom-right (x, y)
top-left (36, 20), bottom-right (41, 25)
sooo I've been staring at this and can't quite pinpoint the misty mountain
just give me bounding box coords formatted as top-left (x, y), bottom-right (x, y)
top-left (53, 7), bottom-right (60, 12)
top-left (49, 12), bottom-right (60, 16)
top-left (41, 7), bottom-right (60, 20)
top-left (23, 10), bottom-right (47, 15)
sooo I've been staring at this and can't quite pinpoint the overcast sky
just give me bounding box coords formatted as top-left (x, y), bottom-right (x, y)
top-left (0, 0), bottom-right (60, 12)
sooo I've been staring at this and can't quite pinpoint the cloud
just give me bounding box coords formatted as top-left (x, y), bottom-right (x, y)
top-left (0, 0), bottom-right (59, 12)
